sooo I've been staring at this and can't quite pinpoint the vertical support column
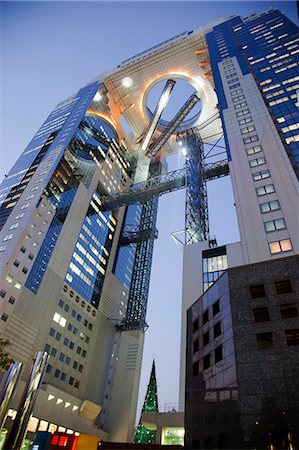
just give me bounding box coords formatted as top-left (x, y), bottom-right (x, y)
top-left (123, 161), bottom-right (161, 331)
top-left (181, 129), bottom-right (209, 244)
top-left (0, 362), bottom-right (23, 430)
top-left (5, 351), bottom-right (49, 450)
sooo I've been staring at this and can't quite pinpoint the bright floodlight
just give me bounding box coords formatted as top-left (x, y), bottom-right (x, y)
top-left (182, 147), bottom-right (187, 156)
top-left (122, 77), bottom-right (133, 88)
top-left (94, 92), bottom-right (102, 101)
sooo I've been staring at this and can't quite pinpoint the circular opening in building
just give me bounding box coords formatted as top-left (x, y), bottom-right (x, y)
top-left (145, 79), bottom-right (201, 132)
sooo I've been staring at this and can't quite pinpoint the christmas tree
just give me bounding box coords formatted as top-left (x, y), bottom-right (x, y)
top-left (134, 360), bottom-right (159, 444)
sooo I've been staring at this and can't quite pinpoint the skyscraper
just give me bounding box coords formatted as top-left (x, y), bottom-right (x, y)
top-left (0, 6), bottom-right (298, 443)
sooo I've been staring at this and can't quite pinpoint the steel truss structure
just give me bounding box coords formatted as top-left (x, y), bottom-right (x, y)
top-left (123, 163), bottom-right (160, 331)
top-left (180, 129), bottom-right (209, 244)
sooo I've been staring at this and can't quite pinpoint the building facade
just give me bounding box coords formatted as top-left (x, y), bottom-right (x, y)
top-left (0, 6), bottom-right (298, 443)
top-left (180, 6), bottom-right (299, 403)
top-left (185, 256), bottom-right (299, 449)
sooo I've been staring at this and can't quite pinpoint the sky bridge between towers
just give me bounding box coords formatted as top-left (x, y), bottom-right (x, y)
top-left (101, 159), bottom-right (229, 211)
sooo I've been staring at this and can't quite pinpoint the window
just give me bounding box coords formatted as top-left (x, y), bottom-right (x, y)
top-left (49, 328), bottom-right (55, 337)
top-left (203, 310), bottom-right (209, 325)
top-left (61, 372), bottom-right (67, 382)
top-left (264, 218), bottom-right (286, 232)
top-left (55, 332), bottom-right (61, 341)
top-left (238, 117), bottom-right (252, 125)
top-left (78, 364), bottom-right (83, 373)
top-left (241, 125), bottom-right (256, 134)
top-left (73, 361), bottom-right (78, 370)
top-left (214, 322), bottom-right (222, 338)
top-left (235, 101), bottom-right (247, 109)
top-left (215, 345), bottom-right (223, 363)
top-left (192, 361), bottom-right (199, 377)
top-left (20, 246), bottom-right (26, 253)
top-left (252, 169), bottom-right (270, 181)
top-left (63, 337), bottom-right (69, 347)
top-left (1, 313), bottom-right (8, 322)
top-left (59, 353), bottom-right (65, 362)
top-left (82, 350), bottom-right (87, 358)
top-left (192, 319), bottom-right (199, 333)
top-left (246, 145), bottom-right (262, 155)
top-left (22, 267), bottom-right (28, 274)
top-left (256, 184), bottom-right (275, 196)
top-left (203, 331), bottom-right (209, 347)
top-left (203, 353), bottom-right (211, 370)
top-left (269, 239), bottom-right (292, 254)
top-left (249, 157), bottom-right (266, 167)
top-left (280, 303), bottom-right (298, 319)
top-left (8, 296), bottom-right (15, 305)
top-left (0, 289), bottom-right (6, 298)
top-left (53, 312), bottom-right (66, 327)
top-left (249, 284), bottom-right (266, 299)
top-left (50, 348), bottom-right (57, 357)
top-left (28, 253), bottom-right (34, 260)
top-left (3, 234), bottom-right (13, 242)
top-left (236, 108), bottom-right (250, 116)
top-left (285, 329), bottom-right (299, 346)
top-left (54, 369), bottom-right (61, 379)
top-left (74, 380), bottom-right (80, 389)
top-left (213, 300), bottom-right (220, 316)
top-left (260, 200), bottom-right (280, 213)
top-left (256, 332), bottom-right (273, 350)
top-left (244, 135), bottom-right (259, 144)
top-left (253, 307), bottom-right (270, 322)
top-left (275, 279), bottom-right (292, 294)
top-left (65, 356), bottom-right (71, 365)
top-left (69, 377), bottom-right (74, 386)
top-left (46, 365), bottom-right (52, 374)
top-left (44, 344), bottom-right (51, 353)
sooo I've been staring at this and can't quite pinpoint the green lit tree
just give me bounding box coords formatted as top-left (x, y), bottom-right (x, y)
top-left (134, 360), bottom-right (159, 444)
top-left (0, 339), bottom-right (14, 370)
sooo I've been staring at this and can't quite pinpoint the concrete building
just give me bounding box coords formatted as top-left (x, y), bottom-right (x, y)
top-left (0, 6), bottom-right (298, 444)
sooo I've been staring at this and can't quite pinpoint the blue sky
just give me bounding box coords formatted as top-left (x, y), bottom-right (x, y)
top-left (0, 0), bottom-right (298, 421)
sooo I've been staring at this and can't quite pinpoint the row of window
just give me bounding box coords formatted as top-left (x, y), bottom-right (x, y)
top-left (58, 298), bottom-right (93, 330)
top-left (192, 299), bottom-right (220, 333)
top-left (48, 330), bottom-right (87, 358)
top-left (193, 321), bottom-right (222, 354)
top-left (249, 278), bottom-right (292, 299)
top-left (46, 363), bottom-right (80, 389)
top-left (257, 329), bottom-right (299, 350)
top-left (192, 344), bottom-right (223, 376)
top-left (253, 302), bottom-right (298, 323)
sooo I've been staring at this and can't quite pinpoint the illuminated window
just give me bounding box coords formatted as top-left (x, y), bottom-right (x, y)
top-left (15, 281), bottom-right (22, 290)
top-left (53, 312), bottom-right (66, 327)
top-left (269, 239), bottom-right (292, 254)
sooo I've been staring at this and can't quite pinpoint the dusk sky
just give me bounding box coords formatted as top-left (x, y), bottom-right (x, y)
top-left (0, 1), bottom-right (297, 421)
